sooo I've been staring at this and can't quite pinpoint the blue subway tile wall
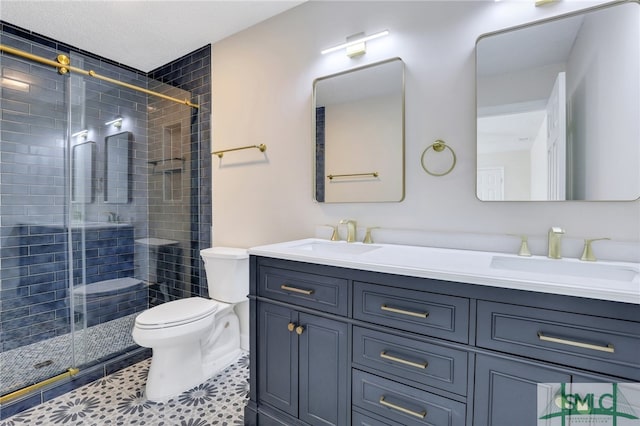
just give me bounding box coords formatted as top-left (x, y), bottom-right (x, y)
top-left (0, 22), bottom-right (150, 353)
top-left (1, 224), bottom-right (142, 351)
top-left (148, 45), bottom-right (211, 302)
top-left (1, 19), bottom-right (211, 415)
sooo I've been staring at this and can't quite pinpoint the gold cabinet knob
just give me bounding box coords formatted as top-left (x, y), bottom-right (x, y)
top-left (287, 322), bottom-right (295, 332)
top-left (295, 325), bottom-right (304, 335)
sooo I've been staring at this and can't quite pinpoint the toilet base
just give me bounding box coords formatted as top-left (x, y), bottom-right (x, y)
top-left (143, 309), bottom-right (242, 402)
top-left (145, 339), bottom-right (205, 401)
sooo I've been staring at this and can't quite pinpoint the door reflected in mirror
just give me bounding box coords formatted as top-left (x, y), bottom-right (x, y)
top-left (476, 1), bottom-right (639, 201)
top-left (314, 58), bottom-right (405, 203)
top-left (104, 131), bottom-right (132, 204)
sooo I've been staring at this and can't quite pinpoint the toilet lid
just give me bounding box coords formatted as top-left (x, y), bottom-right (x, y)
top-left (135, 297), bottom-right (218, 329)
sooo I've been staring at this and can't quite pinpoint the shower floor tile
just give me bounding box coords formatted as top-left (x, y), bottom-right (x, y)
top-left (0, 314), bottom-right (139, 395)
top-left (0, 352), bottom-right (249, 426)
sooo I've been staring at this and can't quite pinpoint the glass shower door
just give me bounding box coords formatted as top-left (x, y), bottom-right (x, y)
top-left (1, 29), bottom-right (198, 402)
top-left (0, 33), bottom-right (83, 397)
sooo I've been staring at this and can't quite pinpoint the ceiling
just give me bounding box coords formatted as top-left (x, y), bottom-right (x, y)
top-left (0, 1), bottom-right (304, 72)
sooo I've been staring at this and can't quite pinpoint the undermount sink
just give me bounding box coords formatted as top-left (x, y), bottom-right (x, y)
top-left (490, 255), bottom-right (639, 282)
top-left (291, 241), bottom-right (382, 256)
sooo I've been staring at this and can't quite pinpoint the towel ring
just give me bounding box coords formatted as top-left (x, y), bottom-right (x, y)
top-left (421, 140), bottom-right (456, 177)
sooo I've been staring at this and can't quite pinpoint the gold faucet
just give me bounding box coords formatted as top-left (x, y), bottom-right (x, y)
top-left (340, 219), bottom-right (357, 243)
top-left (547, 227), bottom-right (565, 259)
top-left (580, 238), bottom-right (610, 262)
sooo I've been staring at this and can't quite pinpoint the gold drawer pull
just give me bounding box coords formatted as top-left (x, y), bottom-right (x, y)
top-left (280, 284), bottom-right (314, 295)
top-left (379, 396), bottom-right (426, 419)
top-left (537, 332), bottom-right (615, 353)
top-left (380, 351), bottom-right (428, 369)
top-left (381, 304), bottom-right (429, 318)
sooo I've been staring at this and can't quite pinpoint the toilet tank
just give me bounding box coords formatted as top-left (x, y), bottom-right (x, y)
top-left (200, 247), bottom-right (249, 303)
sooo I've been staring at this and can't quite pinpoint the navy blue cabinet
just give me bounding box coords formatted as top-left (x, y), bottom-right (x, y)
top-left (257, 300), bottom-right (348, 425)
top-left (246, 256), bottom-right (639, 425)
top-left (473, 354), bottom-right (571, 426)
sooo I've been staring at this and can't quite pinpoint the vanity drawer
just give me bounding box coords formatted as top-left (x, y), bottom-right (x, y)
top-left (353, 282), bottom-right (469, 343)
top-left (352, 369), bottom-right (466, 426)
top-left (353, 326), bottom-right (468, 396)
top-left (258, 266), bottom-right (348, 316)
top-left (477, 301), bottom-right (640, 380)
top-left (352, 410), bottom-right (397, 425)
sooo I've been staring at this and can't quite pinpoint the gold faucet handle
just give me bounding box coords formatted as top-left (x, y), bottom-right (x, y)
top-left (363, 227), bottom-right (380, 244)
top-left (326, 225), bottom-right (339, 241)
top-left (509, 234), bottom-right (532, 257)
top-left (580, 238), bottom-right (610, 262)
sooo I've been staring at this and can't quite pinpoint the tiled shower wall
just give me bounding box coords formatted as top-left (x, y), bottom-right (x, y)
top-left (149, 46), bottom-right (212, 302)
top-left (1, 22), bottom-right (211, 351)
top-left (0, 25), bottom-right (146, 352)
top-left (1, 21), bottom-right (211, 416)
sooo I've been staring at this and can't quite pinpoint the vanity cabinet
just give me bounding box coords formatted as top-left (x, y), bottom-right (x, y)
top-left (473, 300), bottom-right (640, 426)
top-left (245, 256), bottom-right (640, 426)
top-left (476, 300), bottom-right (640, 380)
top-left (472, 354), bottom-right (572, 426)
top-left (251, 261), bottom-right (349, 425)
top-left (258, 303), bottom-right (348, 425)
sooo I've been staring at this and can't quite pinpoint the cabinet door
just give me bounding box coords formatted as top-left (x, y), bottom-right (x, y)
top-left (258, 303), bottom-right (298, 417)
top-left (474, 354), bottom-right (571, 426)
top-left (298, 312), bottom-right (349, 426)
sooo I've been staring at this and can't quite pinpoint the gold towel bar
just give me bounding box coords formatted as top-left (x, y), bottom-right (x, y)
top-left (0, 368), bottom-right (80, 404)
top-left (0, 45), bottom-right (199, 109)
top-left (327, 172), bottom-right (379, 180)
top-left (212, 144), bottom-right (267, 158)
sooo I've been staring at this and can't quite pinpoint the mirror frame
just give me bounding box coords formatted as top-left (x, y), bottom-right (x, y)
top-left (475, 0), bottom-right (640, 202)
top-left (313, 57), bottom-right (405, 203)
top-left (104, 131), bottom-right (133, 204)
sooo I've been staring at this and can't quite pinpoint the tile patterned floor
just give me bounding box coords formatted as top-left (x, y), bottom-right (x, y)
top-left (1, 353), bottom-right (249, 426)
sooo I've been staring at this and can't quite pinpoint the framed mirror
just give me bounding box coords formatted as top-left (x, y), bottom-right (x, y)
top-left (71, 141), bottom-right (95, 203)
top-left (476, 1), bottom-right (639, 201)
top-left (313, 57), bottom-right (405, 203)
top-left (104, 131), bottom-right (132, 204)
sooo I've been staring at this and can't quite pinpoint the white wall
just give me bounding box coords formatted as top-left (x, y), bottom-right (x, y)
top-left (211, 1), bottom-right (639, 250)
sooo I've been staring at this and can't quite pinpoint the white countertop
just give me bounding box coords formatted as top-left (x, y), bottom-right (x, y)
top-left (249, 238), bottom-right (640, 305)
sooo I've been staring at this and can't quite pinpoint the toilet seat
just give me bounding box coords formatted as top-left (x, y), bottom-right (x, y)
top-left (135, 297), bottom-right (218, 330)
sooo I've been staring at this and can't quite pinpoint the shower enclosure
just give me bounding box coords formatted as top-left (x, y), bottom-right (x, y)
top-left (0, 26), bottom-right (208, 408)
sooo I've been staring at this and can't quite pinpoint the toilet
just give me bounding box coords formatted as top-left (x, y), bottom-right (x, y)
top-left (132, 247), bottom-right (248, 401)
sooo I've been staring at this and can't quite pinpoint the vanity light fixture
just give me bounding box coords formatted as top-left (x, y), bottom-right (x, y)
top-left (321, 30), bottom-right (389, 57)
top-left (535, 0), bottom-right (556, 6)
top-left (105, 116), bottom-right (123, 129)
top-left (72, 129), bottom-right (89, 139)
